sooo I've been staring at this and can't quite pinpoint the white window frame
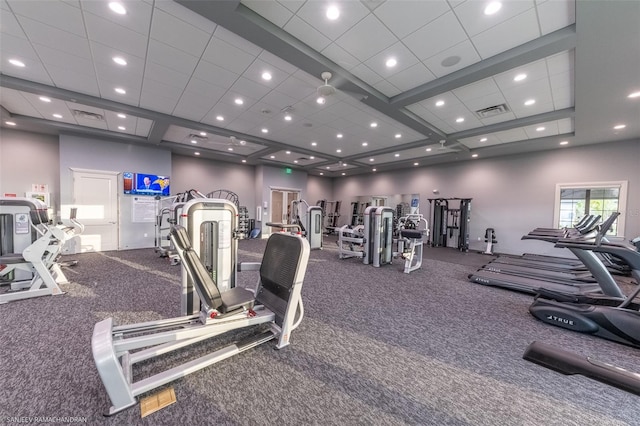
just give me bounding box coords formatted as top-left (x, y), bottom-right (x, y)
top-left (553, 180), bottom-right (628, 237)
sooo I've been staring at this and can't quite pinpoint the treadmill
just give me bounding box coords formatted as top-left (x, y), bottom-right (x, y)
top-left (469, 213), bottom-right (624, 297)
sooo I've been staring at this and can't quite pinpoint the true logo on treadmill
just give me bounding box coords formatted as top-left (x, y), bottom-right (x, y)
top-left (546, 315), bottom-right (574, 326)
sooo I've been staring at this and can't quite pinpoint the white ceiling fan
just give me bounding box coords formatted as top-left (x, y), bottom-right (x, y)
top-left (316, 71), bottom-right (368, 104)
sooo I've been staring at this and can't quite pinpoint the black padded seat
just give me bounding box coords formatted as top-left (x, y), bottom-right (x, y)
top-left (401, 230), bottom-right (423, 240)
top-left (0, 253), bottom-right (26, 264)
top-left (220, 287), bottom-right (255, 312)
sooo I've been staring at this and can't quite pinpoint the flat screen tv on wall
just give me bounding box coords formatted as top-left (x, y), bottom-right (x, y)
top-left (123, 172), bottom-right (170, 197)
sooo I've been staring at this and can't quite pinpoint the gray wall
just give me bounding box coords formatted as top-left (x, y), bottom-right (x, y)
top-left (59, 134), bottom-right (171, 250)
top-left (333, 139), bottom-right (639, 256)
top-left (0, 128), bottom-right (60, 213)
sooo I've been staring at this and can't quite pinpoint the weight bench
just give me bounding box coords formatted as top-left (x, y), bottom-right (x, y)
top-left (92, 225), bottom-right (310, 415)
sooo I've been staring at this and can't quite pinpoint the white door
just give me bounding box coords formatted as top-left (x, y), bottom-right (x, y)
top-left (72, 170), bottom-right (118, 252)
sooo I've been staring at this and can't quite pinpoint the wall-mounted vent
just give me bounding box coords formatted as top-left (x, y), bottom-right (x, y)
top-left (475, 104), bottom-right (510, 118)
top-left (72, 109), bottom-right (104, 121)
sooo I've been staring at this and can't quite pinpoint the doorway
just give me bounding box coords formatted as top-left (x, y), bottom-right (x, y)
top-left (270, 188), bottom-right (300, 225)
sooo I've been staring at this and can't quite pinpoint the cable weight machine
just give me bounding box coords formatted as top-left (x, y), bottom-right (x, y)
top-left (427, 198), bottom-right (472, 251)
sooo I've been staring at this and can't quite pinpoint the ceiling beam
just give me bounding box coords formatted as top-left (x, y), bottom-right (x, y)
top-left (390, 25), bottom-right (577, 108)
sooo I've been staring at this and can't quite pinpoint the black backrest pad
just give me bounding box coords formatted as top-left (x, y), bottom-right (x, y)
top-left (256, 233), bottom-right (303, 325)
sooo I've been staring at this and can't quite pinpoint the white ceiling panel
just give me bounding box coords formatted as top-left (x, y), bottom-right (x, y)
top-left (401, 11), bottom-right (468, 62)
top-left (471, 10), bottom-right (540, 59)
top-left (0, 32), bottom-right (43, 62)
top-left (492, 58), bottom-right (549, 91)
top-left (213, 26), bottom-right (263, 57)
top-left (229, 77), bottom-right (273, 101)
top-left (191, 60), bottom-right (240, 91)
top-left (321, 43), bottom-right (360, 71)
top-left (276, 0), bottom-right (305, 14)
top-left (538, 0), bottom-right (576, 34)
top-left (349, 63), bottom-right (383, 86)
top-left (0, 88), bottom-right (43, 117)
top-left (241, 59), bottom-right (291, 89)
top-left (274, 76), bottom-right (316, 99)
top-left (372, 80), bottom-right (402, 97)
top-left (47, 65), bottom-right (100, 96)
top-left (140, 92), bottom-right (180, 115)
top-left (89, 41), bottom-right (146, 73)
top-left (83, 13), bottom-right (148, 58)
top-left (8, 0), bottom-right (86, 37)
top-left (294, 0), bottom-right (370, 41)
top-left (32, 43), bottom-right (94, 75)
top-left (422, 40), bottom-right (482, 78)
top-left (453, 79), bottom-right (501, 103)
top-left (243, 1), bottom-right (293, 27)
top-left (144, 62), bottom-right (191, 90)
top-left (373, 0), bottom-right (450, 39)
top-left (201, 37), bottom-right (257, 75)
top-left (452, 0), bottom-right (535, 37)
top-left (135, 118), bottom-right (153, 137)
top-left (363, 42), bottom-right (420, 79)
top-left (283, 16), bottom-right (332, 52)
top-left (257, 50), bottom-right (298, 75)
top-left (18, 16), bottom-right (91, 58)
top-left (335, 14), bottom-right (397, 62)
top-left (1, 5), bottom-right (29, 38)
top-left (154, 0), bottom-right (217, 34)
top-left (150, 9), bottom-right (212, 57)
top-left (81, 1), bottom-right (153, 36)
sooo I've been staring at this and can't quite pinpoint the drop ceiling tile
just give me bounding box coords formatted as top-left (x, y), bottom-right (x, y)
top-left (144, 62), bottom-right (191, 90)
top-left (172, 96), bottom-right (213, 122)
top-left (402, 11), bottom-right (467, 61)
top-left (537, 0), bottom-right (575, 34)
top-left (422, 40), bottom-right (482, 78)
top-left (502, 78), bottom-right (552, 110)
top-left (213, 26), bottom-right (263, 57)
top-left (140, 90), bottom-right (180, 115)
top-left (230, 77), bottom-right (274, 100)
top-left (242, 59), bottom-right (291, 88)
top-left (243, 0), bottom-right (293, 27)
top-left (0, 33), bottom-right (42, 62)
top-left (276, 0), bottom-right (305, 14)
top-left (191, 60), bottom-right (240, 90)
top-left (463, 92), bottom-right (508, 114)
top-left (524, 121), bottom-right (558, 138)
top-left (81, 1), bottom-right (152, 36)
top-left (335, 14), bottom-right (397, 62)
top-left (295, 0), bottom-right (370, 41)
top-left (201, 37), bottom-right (257, 75)
top-left (217, 91), bottom-right (259, 111)
top-left (96, 76), bottom-right (142, 106)
top-left (1, 6), bottom-right (27, 38)
top-left (0, 60), bottom-right (53, 86)
top-left (260, 90), bottom-right (300, 110)
top-left (84, 13), bottom-right (148, 58)
top-left (471, 10), bottom-right (540, 59)
top-left (550, 73), bottom-right (572, 95)
top-left (494, 128), bottom-right (528, 143)
top-left (373, 0), bottom-right (451, 39)
top-left (32, 43), bottom-right (94, 75)
top-left (154, 0), bottom-right (217, 33)
top-left (258, 50), bottom-right (298, 75)
top-left (479, 111), bottom-right (517, 126)
top-left (283, 16), bottom-right (333, 51)
top-left (275, 76), bottom-right (316, 99)
top-left (94, 64), bottom-right (143, 93)
top-left (75, 116), bottom-right (108, 130)
top-left (452, 0), bottom-right (535, 37)
top-left (90, 41), bottom-right (146, 73)
top-left (142, 79), bottom-right (184, 101)
top-left (18, 16), bottom-right (91, 58)
top-left (386, 63), bottom-right (436, 92)
top-left (9, 0), bottom-right (86, 37)
top-left (453, 79), bottom-right (500, 103)
top-left (363, 42), bottom-right (420, 78)
top-left (47, 64), bottom-right (100, 96)
top-left (547, 50), bottom-right (574, 76)
top-left (150, 8), bottom-right (211, 57)
top-left (493, 58), bottom-right (548, 91)
top-left (135, 118), bottom-right (153, 137)
top-left (0, 88), bottom-right (43, 117)
top-left (557, 118), bottom-right (573, 133)
top-left (201, 103), bottom-right (244, 126)
top-left (348, 63), bottom-right (382, 86)
top-left (321, 43), bottom-right (361, 71)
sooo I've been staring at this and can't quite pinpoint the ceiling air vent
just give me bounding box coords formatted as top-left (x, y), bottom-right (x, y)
top-left (474, 104), bottom-right (510, 119)
top-left (72, 109), bottom-right (104, 121)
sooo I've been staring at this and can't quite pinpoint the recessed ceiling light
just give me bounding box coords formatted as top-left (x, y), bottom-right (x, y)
top-left (108, 2), bottom-right (126, 15)
top-left (117, 113), bottom-right (126, 119)
top-left (326, 5), bottom-right (340, 20)
top-left (414, 162), bottom-right (419, 166)
top-left (395, 134), bottom-right (401, 139)
top-left (5, 121), bottom-right (16, 126)
top-left (385, 58), bottom-right (397, 68)
top-left (310, 156), bottom-right (315, 159)
top-left (194, 152), bottom-right (200, 156)
top-left (270, 155), bottom-right (275, 159)
top-left (372, 168), bottom-right (377, 172)
top-left (394, 153), bottom-right (400, 157)
top-left (524, 99), bottom-right (536, 106)
top-left (118, 126), bottom-right (125, 130)
top-left (337, 133), bottom-right (343, 138)
top-left (326, 166), bottom-right (331, 169)
top-left (514, 73), bottom-right (527, 82)
top-left (316, 96), bottom-right (326, 104)
top-left (112, 56), bottom-right (127, 66)
top-left (311, 142), bottom-right (317, 146)
top-left (286, 151), bottom-right (291, 154)
top-left (191, 139), bottom-right (197, 144)
top-left (261, 72), bottom-right (272, 81)
top-left (39, 96), bottom-right (51, 103)
top-left (435, 100), bottom-right (445, 107)
top-left (341, 172), bottom-right (346, 176)
top-left (536, 126), bottom-right (545, 131)
top-left (559, 141), bottom-right (569, 145)
top-left (199, 131), bottom-right (207, 136)
top-left (115, 87), bottom-right (126, 94)
top-left (228, 147), bottom-right (233, 151)
top-left (320, 172), bottom-right (324, 176)
top-left (9, 59), bottom-right (25, 67)
top-left (343, 163), bottom-right (348, 167)
top-left (484, 1), bottom-right (502, 15)
top-left (216, 115), bottom-right (224, 121)
top-left (456, 117), bottom-right (464, 123)
top-left (480, 137), bottom-right (487, 142)
top-left (369, 158), bottom-right (374, 162)
top-left (613, 124), bottom-right (626, 130)
top-left (472, 153), bottom-right (479, 158)
top-left (52, 114), bottom-right (62, 118)
top-left (362, 142), bottom-right (368, 146)
top-left (294, 160), bottom-right (299, 164)
top-left (336, 149), bottom-right (342, 153)
top-left (426, 148), bottom-right (432, 152)
top-left (628, 91), bottom-right (640, 98)
top-left (234, 98), bottom-right (244, 105)
top-left (284, 115), bottom-right (292, 121)
top-left (242, 159), bottom-right (247, 163)
top-left (370, 122), bottom-right (378, 128)
top-left (261, 128), bottom-right (268, 133)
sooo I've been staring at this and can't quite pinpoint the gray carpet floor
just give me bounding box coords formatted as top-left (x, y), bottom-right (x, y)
top-left (0, 236), bottom-right (638, 425)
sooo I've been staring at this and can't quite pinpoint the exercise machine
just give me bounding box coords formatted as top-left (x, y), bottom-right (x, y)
top-left (428, 198), bottom-right (472, 251)
top-left (290, 199), bottom-right (323, 250)
top-left (316, 199), bottom-right (341, 234)
top-left (523, 341), bottom-right (640, 396)
top-left (395, 214), bottom-right (429, 274)
top-left (92, 225), bottom-right (310, 415)
top-left (483, 228), bottom-right (497, 255)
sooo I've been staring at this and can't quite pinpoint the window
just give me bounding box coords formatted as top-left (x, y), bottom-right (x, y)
top-left (553, 181), bottom-right (627, 237)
